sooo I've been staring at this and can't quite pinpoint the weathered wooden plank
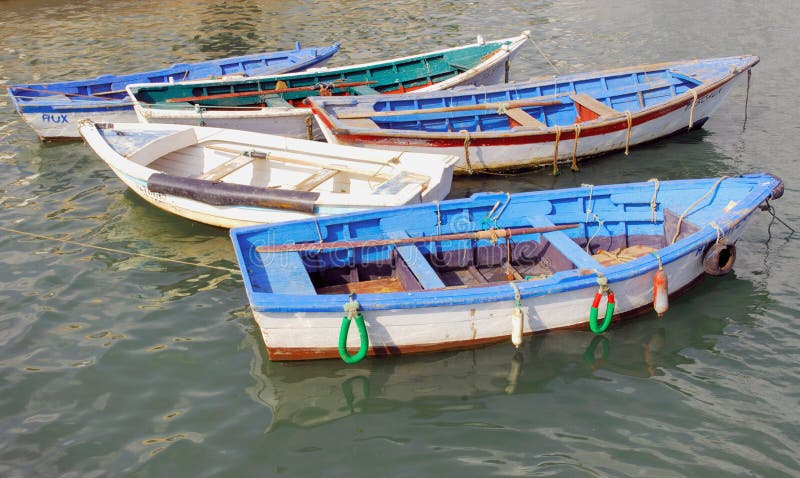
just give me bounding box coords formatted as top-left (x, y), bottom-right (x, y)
top-left (505, 107), bottom-right (546, 129)
top-left (293, 168), bottom-right (338, 191)
top-left (570, 93), bottom-right (623, 119)
top-left (527, 215), bottom-right (603, 270)
top-left (196, 154), bottom-right (254, 182)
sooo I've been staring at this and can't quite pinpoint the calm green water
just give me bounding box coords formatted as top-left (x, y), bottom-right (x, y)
top-left (1, 1), bottom-right (799, 476)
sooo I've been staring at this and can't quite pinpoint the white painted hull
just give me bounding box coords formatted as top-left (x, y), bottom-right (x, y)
top-left (19, 106), bottom-right (138, 141)
top-left (318, 77), bottom-right (741, 173)
top-left (134, 104), bottom-right (322, 140)
top-left (79, 121), bottom-right (457, 228)
top-left (252, 220), bottom-right (751, 360)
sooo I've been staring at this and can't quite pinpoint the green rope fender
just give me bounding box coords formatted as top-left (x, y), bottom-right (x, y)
top-left (339, 298), bottom-right (369, 363)
top-left (589, 276), bottom-right (615, 334)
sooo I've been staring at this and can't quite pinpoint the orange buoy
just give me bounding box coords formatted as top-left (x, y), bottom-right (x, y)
top-left (653, 268), bottom-right (669, 317)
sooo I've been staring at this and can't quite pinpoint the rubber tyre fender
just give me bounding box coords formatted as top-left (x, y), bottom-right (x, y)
top-left (702, 243), bottom-right (736, 276)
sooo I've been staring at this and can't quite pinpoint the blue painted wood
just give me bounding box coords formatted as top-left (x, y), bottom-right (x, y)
top-left (383, 229), bottom-right (446, 290)
top-left (527, 216), bottom-right (603, 270)
top-left (229, 174), bottom-right (783, 313)
top-left (259, 251), bottom-right (317, 296)
top-left (8, 42), bottom-right (340, 113)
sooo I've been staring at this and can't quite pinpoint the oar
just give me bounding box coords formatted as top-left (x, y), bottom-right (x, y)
top-left (3, 85), bottom-right (119, 101)
top-left (335, 97), bottom-right (565, 119)
top-left (256, 224), bottom-right (579, 253)
top-left (204, 144), bottom-right (400, 181)
top-left (165, 80), bottom-right (378, 103)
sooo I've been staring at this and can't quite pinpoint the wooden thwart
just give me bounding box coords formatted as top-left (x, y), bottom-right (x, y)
top-left (335, 97), bottom-right (564, 119)
top-left (505, 107), bottom-right (546, 129)
top-left (256, 224), bottom-right (579, 253)
top-left (293, 168), bottom-right (338, 191)
top-left (196, 154), bottom-right (254, 182)
top-left (570, 93), bottom-right (623, 118)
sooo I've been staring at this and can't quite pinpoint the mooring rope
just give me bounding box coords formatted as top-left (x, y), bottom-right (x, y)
top-left (571, 123), bottom-right (581, 172)
top-left (688, 89), bottom-right (698, 131)
top-left (647, 178), bottom-right (660, 223)
top-left (624, 111), bottom-right (633, 155)
top-left (0, 225), bottom-right (240, 274)
top-left (552, 125), bottom-right (562, 176)
top-left (522, 31), bottom-right (560, 74)
top-left (460, 129), bottom-right (473, 174)
top-left (670, 176), bottom-right (728, 244)
top-left (744, 69), bottom-right (752, 124)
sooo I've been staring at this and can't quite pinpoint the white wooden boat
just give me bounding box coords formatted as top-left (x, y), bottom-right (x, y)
top-left (308, 55), bottom-right (758, 173)
top-left (78, 121), bottom-right (457, 228)
top-left (230, 173), bottom-right (783, 361)
top-left (126, 33), bottom-right (529, 140)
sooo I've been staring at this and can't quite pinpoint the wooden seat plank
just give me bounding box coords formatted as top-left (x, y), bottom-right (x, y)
top-left (505, 107), bottom-right (546, 129)
top-left (196, 154), bottom-right (254, 182)
top-left (570, 93), bottom-right (623, 119)
top-left (383, 228), bottom-right (446, 290)
top-left (293, 168), bottom-right (338, 192)
top-left (260, 251), bottom-right (316, 295)
top-left (527, 215), bottom-right (603, 271)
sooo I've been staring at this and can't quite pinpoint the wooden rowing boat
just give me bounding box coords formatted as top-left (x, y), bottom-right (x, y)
top-left (229, 173), bottom-right (783, 361)
top-left (78, 120), bottom-right (458, 228)
top-left (308, 55), bottom-right (759, 173)
top-left (8, 42), bottom-right (340, 141)
top-left (127, 33), bottom-right (530, 140)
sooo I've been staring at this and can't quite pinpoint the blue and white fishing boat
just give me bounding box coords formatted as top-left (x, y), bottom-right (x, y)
top-left (310, 55), bottom-right (758, 173)
top-left (8, 42), bottom-right (340, 141)
top-left (230, 173), bottom-right (783, 361)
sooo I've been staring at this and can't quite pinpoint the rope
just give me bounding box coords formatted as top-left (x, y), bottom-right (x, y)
top-left (647, 178), bottom-right (660, 223)
top-left (688, 89), bottom-right (698, 131)
top-left (624, 111), bottom-right (633, 155)
top-left (552, 125), bottom-right (561, 176)
top-left (585, 213), bottom-right (605, 253)
top-left (670, 176), bottom-right (728, 244)
top-left (650, 251), bottom-right (663, 270)
top-left (522, 31), bottom-right (560, 74)
top-left (583, 183), bottom-right (594, 222)
top-left (594, 249), bottom-right (638, 263)
top-left (571, 123), bottom-right (581, 172)
top-left (460, 130), bottom-right (473, 174)
top-left (509, 281), bottom-right (522, 307)
top-left (435, 200), bottom-right (442, 236)
top-left (343, 295), bottom-right (360, 319)
top-left (709, 221), bottom-right (725, 245)
top-left (305, 115), bottom-right (314, 140)
top-left (0, 225), bottom-right (240, 274)
top-left (496, 102), bottom-right (509, 115)
top-left (194, 104), bottom-right (206, 127)
top-left (744, 69), bottom-right (751, 124)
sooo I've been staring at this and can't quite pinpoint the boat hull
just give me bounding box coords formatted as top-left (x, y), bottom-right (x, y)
top-left (79, 121), bottom-right (457, 228)
top-left (10, 44), bottom-right (338, 141)
top-left (317, 75), bottom-right (741, 173)
top-left (131, 34), bottom-right (527, 139)
top-left (251, 233), bottom-right (732, 361)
